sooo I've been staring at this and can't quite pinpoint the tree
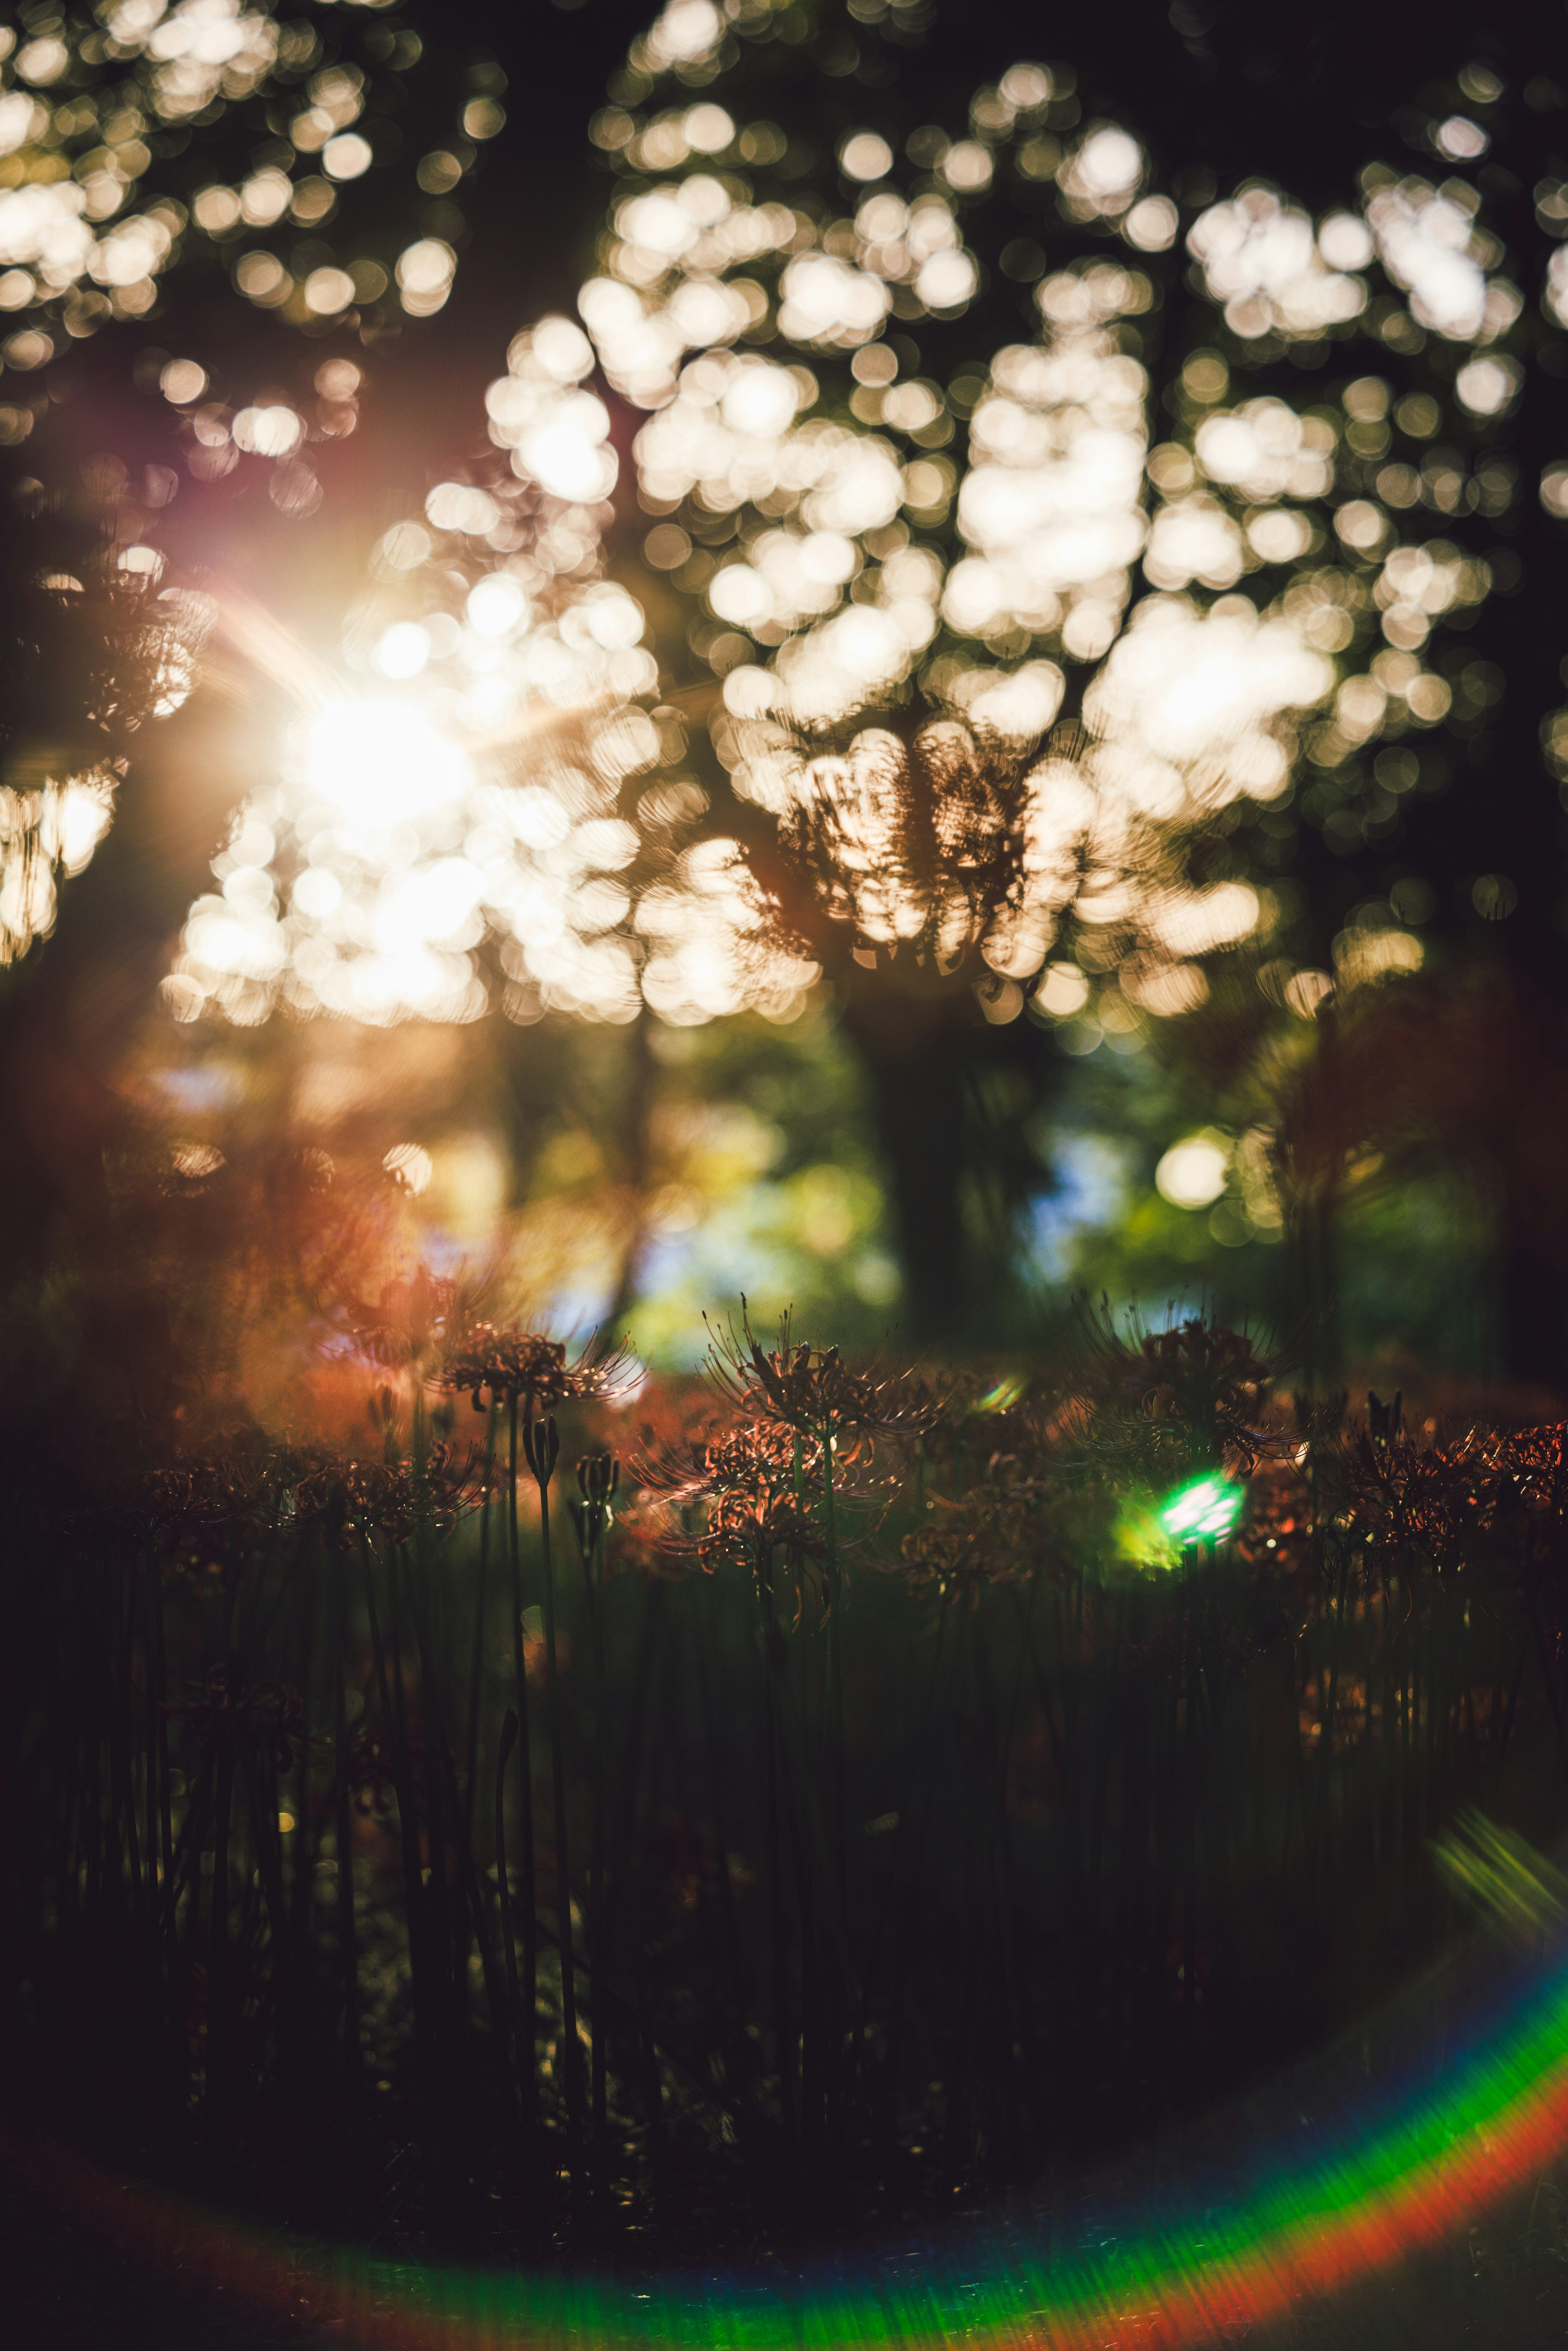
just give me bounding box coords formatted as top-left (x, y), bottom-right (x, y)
top-left (582, 0), bottom-right (1568, 1362)
top-left (167, 0), bottom-right (1568, 1368)
top-left (0, 0), bottom-right (490, 1281)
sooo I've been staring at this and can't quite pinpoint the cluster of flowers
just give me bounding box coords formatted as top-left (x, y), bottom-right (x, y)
top-left (76, 1299), bottom-right (1568, 1638)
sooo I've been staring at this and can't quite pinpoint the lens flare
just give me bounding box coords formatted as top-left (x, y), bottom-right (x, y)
top-left (1160, 1473), bottom-right (1244, 1544)
top-left (12, 1928), bottom-right (1568, 2350)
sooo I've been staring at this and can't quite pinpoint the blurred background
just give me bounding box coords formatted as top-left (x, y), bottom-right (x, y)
top-left (2, 0), bottom-right (1563, 1400)
top-left (12, 8), bottom-right (1568, 2333)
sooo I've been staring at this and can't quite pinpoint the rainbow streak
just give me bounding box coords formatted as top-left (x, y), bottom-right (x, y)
top-left (8, 1950), bottom-right (1568, 2350)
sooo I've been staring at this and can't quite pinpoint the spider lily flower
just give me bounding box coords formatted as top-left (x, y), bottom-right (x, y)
top-left (443, 1324), bottom-right (640, 1413)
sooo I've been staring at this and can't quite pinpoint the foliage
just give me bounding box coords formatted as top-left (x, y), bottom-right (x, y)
top-left (0, 0), bottom-right (466, 874)
top-left (121, 0), bottom-right (1568, 1363)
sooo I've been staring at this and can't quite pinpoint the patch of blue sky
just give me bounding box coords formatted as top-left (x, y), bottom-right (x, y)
top-left (421, 1228), bottom-right (472, 1281)
top-left (630, 1183), bottom-right (871, 1368)
top-left (154, 1063), bottom-right (241, 1114)
top-left (546, 1278), bottom-right (624, 1342)
top-left (634, 1203), bottom-right (777, 1366)
top-left (1027, 1134), bottom-right (1134, 1281)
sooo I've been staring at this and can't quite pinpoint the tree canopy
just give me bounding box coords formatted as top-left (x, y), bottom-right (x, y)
top-left (8, 0), bottom-right (1568, 1366)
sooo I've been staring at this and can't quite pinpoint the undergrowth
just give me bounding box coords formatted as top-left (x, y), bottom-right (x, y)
top-left (4, 1273), bottom-right (1568, 2273)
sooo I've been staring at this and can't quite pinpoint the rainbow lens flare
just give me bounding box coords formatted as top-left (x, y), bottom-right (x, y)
top-left (1158, 1473), bottom-right (1243, 1547)
top-left (9, 1936), bottom-right (1568, 2349)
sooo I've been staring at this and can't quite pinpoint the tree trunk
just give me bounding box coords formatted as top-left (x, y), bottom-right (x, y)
top-left (837, 980), bottom-right (972, 1344)
top-left (0, 682), bottom-right (273, 1297)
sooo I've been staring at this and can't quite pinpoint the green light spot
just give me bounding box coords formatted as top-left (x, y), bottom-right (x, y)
top-left (1159, 1474), bottom-right (1243, 1545)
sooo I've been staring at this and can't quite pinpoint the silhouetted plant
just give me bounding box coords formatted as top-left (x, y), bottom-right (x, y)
top-left (5, 1295), bottom-right (1568, 2261)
